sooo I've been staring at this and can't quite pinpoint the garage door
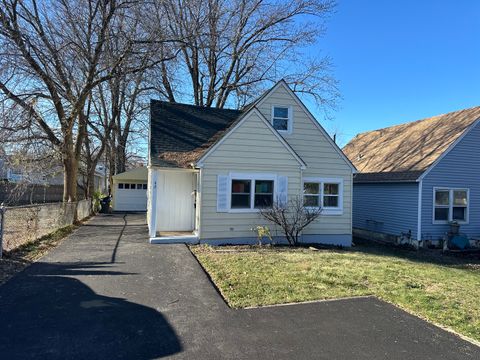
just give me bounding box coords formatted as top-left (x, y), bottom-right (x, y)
top-left (114, 182), bottom-right (147, 211)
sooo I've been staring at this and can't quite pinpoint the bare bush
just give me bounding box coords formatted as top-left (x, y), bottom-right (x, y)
top-left (259, 196), bottom-right (322, 246)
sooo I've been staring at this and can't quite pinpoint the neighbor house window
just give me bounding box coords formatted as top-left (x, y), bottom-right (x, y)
top-left (230, 176), bottom-right (275, 210)
top-left (303, 178), bottom-right (343, 215)
top-left (272, 106), bottom-right (291, 133)
top-left (434, 188), bottom-right (468, 223)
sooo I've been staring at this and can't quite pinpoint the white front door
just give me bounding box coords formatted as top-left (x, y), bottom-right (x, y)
top-left (157, 171), bottom-right (195, 231)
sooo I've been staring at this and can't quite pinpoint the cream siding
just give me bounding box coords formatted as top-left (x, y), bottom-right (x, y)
top-left (200, 111), bottom-right (302, 239)
top-left (256, 84), bottom-right (352, 235)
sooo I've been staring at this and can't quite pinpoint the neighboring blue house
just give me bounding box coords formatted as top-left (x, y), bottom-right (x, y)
top-left (343, 106), bottom-right (480, 245)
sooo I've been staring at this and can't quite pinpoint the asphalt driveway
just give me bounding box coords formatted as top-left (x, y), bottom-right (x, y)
top-left (0, 213), bottom-right (478, 359)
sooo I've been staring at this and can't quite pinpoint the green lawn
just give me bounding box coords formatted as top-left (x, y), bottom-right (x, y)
top-left (191, 243), bottom-right (480, 342)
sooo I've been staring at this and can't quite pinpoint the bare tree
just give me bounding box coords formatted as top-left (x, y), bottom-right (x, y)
top-left (0, 0), bottom-right (167, 203)
top-left (259, 195), bottom-right (322, 246)
top-left (158, 0), bottom-right (338, 109)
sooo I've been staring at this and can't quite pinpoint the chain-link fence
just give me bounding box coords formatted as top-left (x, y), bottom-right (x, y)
top-left (0, 199), bottom-right (91, 254)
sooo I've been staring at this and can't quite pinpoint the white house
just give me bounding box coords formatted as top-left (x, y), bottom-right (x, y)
top-left (147, 80), bottom-right (356, 245)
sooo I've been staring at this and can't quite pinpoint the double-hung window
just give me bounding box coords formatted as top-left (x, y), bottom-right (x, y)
top-left (231, 176), bottom-right (274, 210)
top-left (433, 188), bottom-right (469, 223)
top-left (272, 106), bottom-right (292, 133)
top-left (303, 178), bottom-right (343, 215)
top-left (231, 180), bottom-right (252, 209)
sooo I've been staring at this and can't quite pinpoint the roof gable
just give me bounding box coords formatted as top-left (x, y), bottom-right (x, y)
top-left (255, 80), bottom-right (357, 172)
top-left (196, 108), bottom-right (306, 168)
top-left (343, 106), bottom-right (480, 175)
top-left (113, 167), bottom-right (147, 180)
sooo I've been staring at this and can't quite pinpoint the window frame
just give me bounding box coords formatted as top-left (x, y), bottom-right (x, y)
top-left (271, 105), bottom-right (293, 135)
top-left (302, 177), bottom-right (344, 216)
top-left (228, 173), bottom-right (277, 213)
top-left (432, 187), bottom-right (469, 224)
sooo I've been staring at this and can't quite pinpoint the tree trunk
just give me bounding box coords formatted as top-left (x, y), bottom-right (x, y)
top-left (86, 167), bottom-right (96, 199)
top-left (63, 155), bottom-right (78, 203)
top-left (115, 141), bottom-right (127, 174)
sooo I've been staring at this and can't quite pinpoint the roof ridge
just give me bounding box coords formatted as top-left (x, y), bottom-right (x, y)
top-left (150, 99), bottom-right (243, 113)
top-left (352, 105), bottom-right (480, 138)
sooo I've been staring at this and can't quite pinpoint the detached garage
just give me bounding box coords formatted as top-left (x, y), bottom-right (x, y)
top-left (112, 167), bottom-right (148, 211)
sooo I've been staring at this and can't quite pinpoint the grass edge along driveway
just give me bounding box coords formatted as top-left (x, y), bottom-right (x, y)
top-left (191, 244), bottom-right (480, 343)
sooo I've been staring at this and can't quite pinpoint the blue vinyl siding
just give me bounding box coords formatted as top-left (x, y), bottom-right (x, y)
top-left (421, 120), bottom-right (480, 240)
top-left (353, 182), bottom-right (419, 239)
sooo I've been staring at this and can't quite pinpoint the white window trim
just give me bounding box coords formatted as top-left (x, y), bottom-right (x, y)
top-left (228, 172), bottom-right (278, 213)
top-left (303, 177), bottom-right (344, 216)
top-left (271, 105), bottom-right (293, 135)
top-left (432, 187), bottom-right (470, 224)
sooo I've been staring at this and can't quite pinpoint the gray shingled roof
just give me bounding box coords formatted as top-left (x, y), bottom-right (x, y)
top-left (353, 171), bottom-right (424, 183)
top-left (149, 101), bottom-right (243, 168)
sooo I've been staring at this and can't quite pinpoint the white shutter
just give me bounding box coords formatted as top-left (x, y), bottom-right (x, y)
top-left (217, 175), bottom-right (229, 212)
top-left (277, 176), bottom-right (288, 207)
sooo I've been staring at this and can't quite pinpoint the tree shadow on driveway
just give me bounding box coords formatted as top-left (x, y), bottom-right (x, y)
top-left (0, 262), bottom-right (182, 360)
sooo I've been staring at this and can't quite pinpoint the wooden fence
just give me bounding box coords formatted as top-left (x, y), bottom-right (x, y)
top-left (0, 183), bottom-right (85, 206)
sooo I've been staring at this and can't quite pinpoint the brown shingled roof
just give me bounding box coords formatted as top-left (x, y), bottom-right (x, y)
top-left (343, 106), bottom-right (480, 176)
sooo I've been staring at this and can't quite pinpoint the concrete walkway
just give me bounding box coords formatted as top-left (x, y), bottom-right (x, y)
top-left (0, 213), bottom-right (478, 359)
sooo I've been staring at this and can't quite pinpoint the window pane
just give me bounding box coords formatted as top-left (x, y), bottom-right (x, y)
top-left (304, 182), bottom-right (319, 194)
top-left (254, 180), bottom-right (273, 208)
top-left (124, 183), bottom-right (130, 189)
top-left (273, 107), bottom-right (288, 118)
top-left (232, 180), bottom-right (251, 194)
top-left (435, 190), bottom-right (449, 205)
top-left (143, 184), bottom-right (148, 189)
top-left (304, 195), bottom-right (319, 207)
top-left (118, 183), bottom-right (124, 189)
top-left (273, 118), bottom-right (288, 131)
top-left (231, 179), bottom-right (251, 208)
top-left (324, 196), bottom-right (339, 207)
top-left (255, 194), bottom-right (273, 208)
top-left (324, 183), bottom-right (339, 195)
top-left (434, 207), bottom-right (449, 221)
top-left (137, 184), bottom-right (143, 189)
top-left (453, 207), bottom-right (466, 221)
top-left (130, 184), bottom-right (136, 190)
top-left (231, 194), bottom-right (250, 208)
top-left (255, 180), bottom-right (273, 194)
top-left (453, 190), bottom-right (467, 206)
